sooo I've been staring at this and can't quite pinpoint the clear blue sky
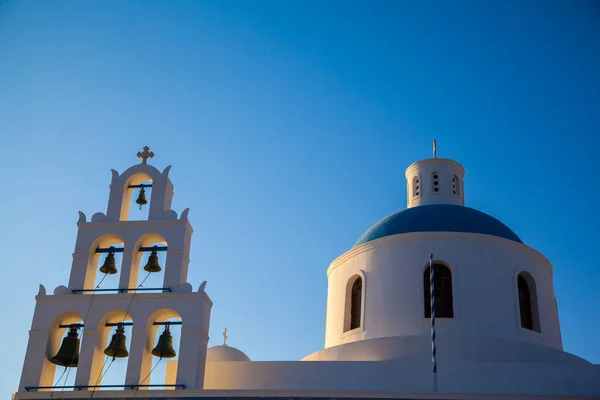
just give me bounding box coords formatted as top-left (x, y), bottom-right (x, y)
top-left (0, 0), bottom-right (599, 396)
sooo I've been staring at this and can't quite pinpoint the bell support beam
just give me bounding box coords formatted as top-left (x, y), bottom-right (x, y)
top-left (24, 384), bottom-right (184, 391)
top-left (128, 184), bottom-right (153, 189)
top-left (58, 321), bottom-right (182, 328)
top-left (95, 247), bottom-right (124, 254)
top-left (71, 287), bottom-right (172, 293)
top-left (139, 245), bottom-right (167, 252)
top-left (96, 246), bottom-right (167, 253)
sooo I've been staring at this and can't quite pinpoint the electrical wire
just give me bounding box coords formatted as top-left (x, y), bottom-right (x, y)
top-left (56, 271), bottom-right (109, 399)
top-left (132, 356), bottom-right (163, 398)
top-left (49, 367), bottom-right (67, 398)
top-left (89, 270), bottom-right (152, 397)
top-left (89, 357), bottom-right (115, 398)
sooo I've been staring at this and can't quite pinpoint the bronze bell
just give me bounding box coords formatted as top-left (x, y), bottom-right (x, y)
top-left (151, 324), bottom-right (176, 358)
top-left (104, 324), bottom-right (129, 358)
top-left (50, 325), bottom-right (80, 368)
top-left (143, 247), bottom-right (162, 273)
top-left (135, 185), bottom-right (148, 209)
top-left (99, 248), bottom-right (118, 275)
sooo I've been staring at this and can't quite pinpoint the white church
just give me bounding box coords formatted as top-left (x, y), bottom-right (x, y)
top-left (13, 146), bottom-right (600, 399)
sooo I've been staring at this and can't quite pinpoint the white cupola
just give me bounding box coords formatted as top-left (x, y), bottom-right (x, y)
top-left (405, 141), bottom-right (465, 208)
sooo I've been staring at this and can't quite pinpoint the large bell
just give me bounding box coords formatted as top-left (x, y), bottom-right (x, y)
top-left (99, 248), bottom-right (117, 275)
top-left (103, 324), bottom-right (129, 358)
top-left (151, 324), bottom-right (176, 358)
top-left (135, 186), bottom-right (148, 209)
top-left (143, 247), bottom-right (162, 273)
top-left (50, 325), bottom-right (80, 368)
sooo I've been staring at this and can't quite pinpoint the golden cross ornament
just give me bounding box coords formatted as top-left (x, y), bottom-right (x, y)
top-left (223, 328), bottom-right (228, 345)
top-left (137, 146), bottom-right (154, 164)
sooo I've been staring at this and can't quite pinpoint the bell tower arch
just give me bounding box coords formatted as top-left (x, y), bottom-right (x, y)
top-left (17, 147), bottom-right (212, 394)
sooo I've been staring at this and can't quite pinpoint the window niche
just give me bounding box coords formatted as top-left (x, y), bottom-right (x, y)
top-left (424, 263), bottom-right (454, 318)
top-left (452, 175), bottom-right (460, 196)
top-left (344, 275), bottom-right (364, 332)
top-left (432, 172), bottom-right (440, 193)
top-left (518, 272), bottom-right (540, 332)
top-left (412, 175), bottom-right (421, 198)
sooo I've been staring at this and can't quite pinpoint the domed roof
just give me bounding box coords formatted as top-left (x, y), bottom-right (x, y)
top-left (354, 204), bottom-right (522, 247)
top-left (206, 344), bottom-right (251, 362)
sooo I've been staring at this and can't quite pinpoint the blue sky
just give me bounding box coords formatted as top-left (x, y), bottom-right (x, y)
top-left (0, 0), bottom-right (599, 396)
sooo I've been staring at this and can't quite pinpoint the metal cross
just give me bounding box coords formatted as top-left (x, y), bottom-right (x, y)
top-left (222, 328), bottom-right (228, 345)
top-left (137, 146), bottom-right (154, 164)
top-left (433, 139), bottom-right (437, 159)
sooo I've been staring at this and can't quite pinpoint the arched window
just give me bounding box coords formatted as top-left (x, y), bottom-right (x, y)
top-left (452, 174), bottom-right (460, 196)
top-left (424, 263), bottom-right (454, 318)
top-left (345, 275), bottom-right (363, 332)
top-left (518, 273), bottom-right (540, 332)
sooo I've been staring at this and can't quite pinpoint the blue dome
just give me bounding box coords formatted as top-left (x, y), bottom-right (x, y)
top-left (354, 204), bottom-right (522, 247)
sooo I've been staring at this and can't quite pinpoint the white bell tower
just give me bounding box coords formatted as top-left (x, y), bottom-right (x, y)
top-left (17, 147), bottom-right (212, 394)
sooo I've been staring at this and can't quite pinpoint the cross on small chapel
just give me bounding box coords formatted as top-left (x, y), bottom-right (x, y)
top-left (137, 146), bottom-right (154, 164)
top-left (222, 328), bottom-right (228, 345)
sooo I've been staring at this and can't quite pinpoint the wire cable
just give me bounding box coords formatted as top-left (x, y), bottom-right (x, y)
top-left (56, 271), bottom-right (109, 399)
top-left (132, 356), bottom-right (163, 398)
top-left (89, 270), bottom-right (152, 397)
top-left (89, 357), bottom-right (114, 398)
top-left (49, 367), bottom-right (67, 398)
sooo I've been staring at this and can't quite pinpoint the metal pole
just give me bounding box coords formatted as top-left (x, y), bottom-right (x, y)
top-left (430, 253), bottom-right (438, 392)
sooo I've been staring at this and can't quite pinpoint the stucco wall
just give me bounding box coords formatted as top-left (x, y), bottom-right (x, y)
top-left (324, 232), bottom-right (561, 351)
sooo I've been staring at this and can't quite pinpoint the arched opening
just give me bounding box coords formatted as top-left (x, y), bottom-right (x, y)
top-left (518, 272), bottom-right (540, 332)
top-left (90, 234), bottom-right (125, 291)
top-left (424, 263), bottom-right (454, 318)
top-left (344, 275), bottom-right (363, 332)
top-left (132, 233), bottom-right (168, 290)
top-left (120, 172), bottom-right (153, 221)
top-left (452, 174), bottom-right (460, 196)
top-left (432, 172), bottom-right (440, 193)
top-left (144, 309), bottom-right (182, 390)
top-left (89, 310), bottom-right (133, 390)
top-left (82, 234), bottom-right (125, 292)
top-left (412, 175), bottom-right (421, 198)
top-left (42, 313), bottom-right (84, 391)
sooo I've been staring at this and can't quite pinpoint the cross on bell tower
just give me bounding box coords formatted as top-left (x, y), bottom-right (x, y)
top-left (137, 146), bottom-right (154, 164)
top-left (16, 147), bottom-right (213, 395)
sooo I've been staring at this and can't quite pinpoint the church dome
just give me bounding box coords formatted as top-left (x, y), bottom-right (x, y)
top-left (354, 204), bottom-right (522, 247)
top-left (206, 344), bottom-right (251, 362)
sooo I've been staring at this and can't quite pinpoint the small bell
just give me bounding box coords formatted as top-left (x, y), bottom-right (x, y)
top-left (50, 325), bottom-right (80, 368)
top-left (99, 247), bottom-right (118, 275)
top-left (104, 324), bottom-right (129, 358)
top-left (152, 323), bottom-right (176, 358)
top-left (143, 246), bottom-right (162, 273)
top-left (135, 185), bottom-right (148, 210)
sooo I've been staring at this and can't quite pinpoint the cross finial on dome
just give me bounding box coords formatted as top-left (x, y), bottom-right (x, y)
top-left (433, 139), bottom-right (437, 159)
top-left (137, 146), bottom-right (154, 164)
top-left (222, 328), bottom-right (228, 345)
